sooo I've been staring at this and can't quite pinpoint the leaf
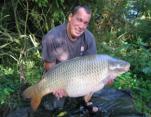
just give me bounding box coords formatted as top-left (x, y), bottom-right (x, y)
top-left (142, 67), bottom-right (151, 74)
top-left (57, 111), bottom-right (67, 117)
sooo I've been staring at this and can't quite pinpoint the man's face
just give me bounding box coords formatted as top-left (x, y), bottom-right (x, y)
top-left (68, 8), bottom-right (91, 39)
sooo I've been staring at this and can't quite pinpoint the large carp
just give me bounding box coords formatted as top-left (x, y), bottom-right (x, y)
top-left (23, 54), bottom-right (130, 111)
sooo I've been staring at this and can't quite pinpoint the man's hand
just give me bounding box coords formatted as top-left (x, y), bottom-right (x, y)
top-left (52, 89), bottom-right (67, 99)
top-left (44, 61), bottom-right (56, 72)
top-left (107, 79), bottom-right (114, 85)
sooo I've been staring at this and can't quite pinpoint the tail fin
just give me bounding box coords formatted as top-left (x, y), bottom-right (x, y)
top-left (23, 84), bottom-right (42, 111)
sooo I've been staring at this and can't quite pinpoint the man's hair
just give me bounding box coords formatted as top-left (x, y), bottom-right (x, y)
top-left (71, 5), bottom-right (91, 15)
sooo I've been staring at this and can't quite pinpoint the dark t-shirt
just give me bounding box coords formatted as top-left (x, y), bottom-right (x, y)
top-left (42, 23), bottom-right (97, 63)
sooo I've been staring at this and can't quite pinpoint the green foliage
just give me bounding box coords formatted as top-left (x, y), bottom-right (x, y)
top-left (114, 72), bottom-right (151, 115)
top-left (33, 0), bottom-right (48, 7)
top-left (24, 60), bottom-right (42, 84)
top-left (114, 72), bottom-right (138, 90)
top-left (133, 19), bottom-right (151, 39)
top-left (0, 60), bottom-right (42, 108)
top-left (0, 65), bottom-right (19, 107)
top-left (134, 79), bottom-right (151, 114)
top-left (125, 38), bottom-right (151, 78)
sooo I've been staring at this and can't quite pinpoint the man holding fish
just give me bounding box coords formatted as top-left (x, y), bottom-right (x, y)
top-left (23, 5), bottom-right (130, 114)
top-left (41, 5), bottom-right (98, 113)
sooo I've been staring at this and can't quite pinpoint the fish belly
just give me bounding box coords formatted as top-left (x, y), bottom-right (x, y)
top-left (65, 75), bottom-right (105, 97)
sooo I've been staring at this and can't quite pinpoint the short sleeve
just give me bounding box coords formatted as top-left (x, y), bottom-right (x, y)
top-left (83, 31), bottom-right (97, 55)
top-left (42, 34), bottom-right (57, 62)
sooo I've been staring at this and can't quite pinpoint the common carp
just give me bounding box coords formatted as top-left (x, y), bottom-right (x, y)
top-left (23, 54), bottom-right (130, 111)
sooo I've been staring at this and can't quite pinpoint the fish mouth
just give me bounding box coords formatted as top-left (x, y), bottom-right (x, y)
top-left (120, 65), bottom-right (130, 72)
top-left (120, 62), bottom-right (130, 72)
top-left (118, 64), bottom-right (130, 74)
